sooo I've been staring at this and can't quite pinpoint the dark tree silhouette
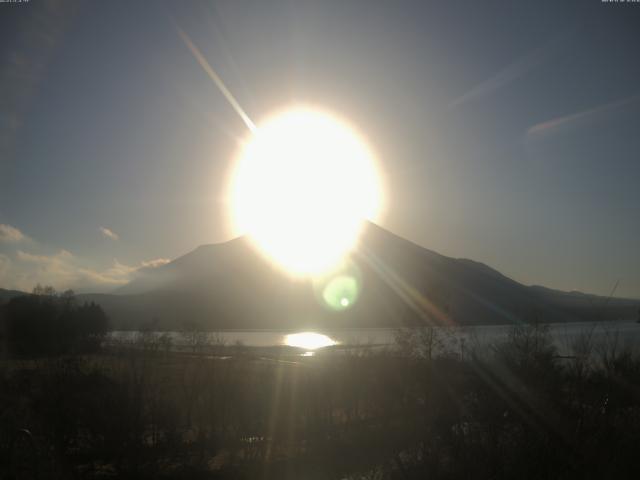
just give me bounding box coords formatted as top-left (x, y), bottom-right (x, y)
top-left (6, 286), bottom-right (109, 355)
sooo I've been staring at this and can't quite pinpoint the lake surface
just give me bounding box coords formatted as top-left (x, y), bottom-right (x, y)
top-left (109, 320), bottom-right (640, 356)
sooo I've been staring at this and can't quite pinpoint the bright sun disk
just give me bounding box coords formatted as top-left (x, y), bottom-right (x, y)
top-left (231, 107), bottom-right (381, 276)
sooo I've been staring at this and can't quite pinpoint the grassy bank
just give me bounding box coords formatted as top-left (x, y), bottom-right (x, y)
top-left (1, 323), bottom-right (640, 479)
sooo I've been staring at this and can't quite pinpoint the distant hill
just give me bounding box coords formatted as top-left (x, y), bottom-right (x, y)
top-left (73, 222), bottom-right (638, 330)
top-left (0, 288), bottom-right (27, 305)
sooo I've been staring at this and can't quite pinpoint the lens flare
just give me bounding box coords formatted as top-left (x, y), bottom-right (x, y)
top-left (313, 259), bottom-right (362, 311)
top-left (231, 107), bottom-right (382, 276)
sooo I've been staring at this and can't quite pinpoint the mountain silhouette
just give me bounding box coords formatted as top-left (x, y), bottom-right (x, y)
top-left (72, 222), bottom-right (637, 330)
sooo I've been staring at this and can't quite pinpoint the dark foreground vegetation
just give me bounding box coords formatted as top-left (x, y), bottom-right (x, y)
top-left (1, 291), bottom-right (640, 479)
top-left (2, 285), bottom-right (108, 357)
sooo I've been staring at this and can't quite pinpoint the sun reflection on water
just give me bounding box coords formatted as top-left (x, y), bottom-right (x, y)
top-left (283, 332), bottom-right (338, 350)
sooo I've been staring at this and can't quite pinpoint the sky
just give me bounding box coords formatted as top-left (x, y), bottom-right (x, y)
top-left (1, 0), bottom-right (639, 297)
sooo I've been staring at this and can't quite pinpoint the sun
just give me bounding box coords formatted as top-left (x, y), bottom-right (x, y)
top-left (231, 107), bottom-right (382, 276)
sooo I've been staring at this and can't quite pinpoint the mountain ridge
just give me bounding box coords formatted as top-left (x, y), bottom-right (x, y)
top-left (2, 222), bottom-right (637, 329)
top-left (96, 222), bottom-right (640, 329)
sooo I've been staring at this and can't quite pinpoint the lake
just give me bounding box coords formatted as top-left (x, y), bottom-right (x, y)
top-left (109, 319), bottom-right (640, 356)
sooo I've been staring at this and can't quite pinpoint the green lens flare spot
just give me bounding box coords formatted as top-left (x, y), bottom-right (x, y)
top-left (313, 259), bottom-right (362, 312)
top-left (322, 275), bottom-right (359, 311)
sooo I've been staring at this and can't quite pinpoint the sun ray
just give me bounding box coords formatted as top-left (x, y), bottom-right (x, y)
top-left (175, 26), bottom-right (256, 133)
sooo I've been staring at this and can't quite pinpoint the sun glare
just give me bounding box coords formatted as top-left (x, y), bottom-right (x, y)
top-left (284, 332), bottom-right (338, 350)
top-left (231, 107), bottom-right (381, 276)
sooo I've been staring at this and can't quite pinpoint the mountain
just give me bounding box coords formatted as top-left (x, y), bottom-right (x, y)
top-left (81, 222), bottom-right (638, 330)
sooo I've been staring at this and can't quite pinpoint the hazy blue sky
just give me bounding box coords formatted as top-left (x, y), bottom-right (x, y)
top-left (1, 0), bottom-right (639, 296)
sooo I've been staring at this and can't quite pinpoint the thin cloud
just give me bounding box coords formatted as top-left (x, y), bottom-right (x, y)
top-left (526, 94), bottom-right (640, 139)
top-left (449, 29), bottom-right (575, 110)
top-left (99, 226), bottom-right (120, 241)
top-left (0, 226), bottom-right (171, 292)
top-left (0, 254), bottom-right (10, 279)
top-left (140, 258), bottom-right (171, 269)
top-left (17, 249), bottom-right (72, 263)
top-left (450, 46), bottom-right (548, 109)
top-left (11, 249), bottom-right (87, 291)
top-left (2, 248), bottom-right (173, 293)
top-left (0, 224), bottom-right (28, 243)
